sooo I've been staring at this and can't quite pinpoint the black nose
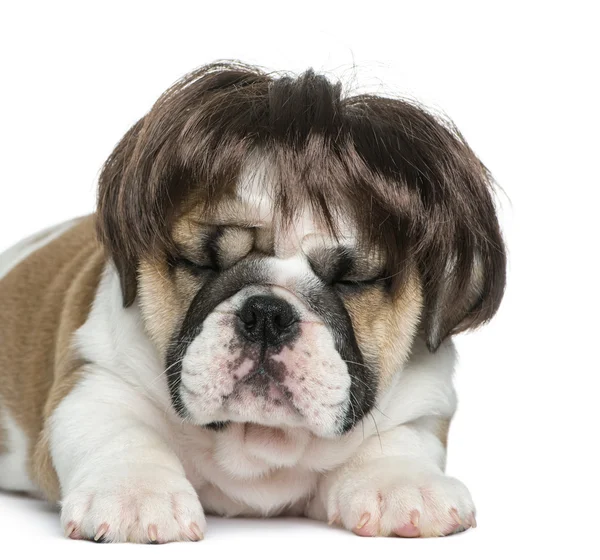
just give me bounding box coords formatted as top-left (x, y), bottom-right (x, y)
top-left (238, 295), bottom-right (298, 346)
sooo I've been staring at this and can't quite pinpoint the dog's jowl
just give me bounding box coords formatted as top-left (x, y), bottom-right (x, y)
top-left (0, 62), bottom-right (505, 542)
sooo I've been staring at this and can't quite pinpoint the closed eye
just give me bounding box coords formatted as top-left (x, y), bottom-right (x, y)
top-left (334, 276), bottom-right (385, 288)
top-left (175, 255), bottom-right (218, 275)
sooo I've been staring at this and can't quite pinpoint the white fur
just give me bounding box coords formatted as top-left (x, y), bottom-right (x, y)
top-left (312, 451), bottom-right (475, 537)
top-left (50, 266), bottom-right (206, 542)
top-left (42, 262), bottom-right (472, 541)
top-left (0, 408), bottom-right (37, 493)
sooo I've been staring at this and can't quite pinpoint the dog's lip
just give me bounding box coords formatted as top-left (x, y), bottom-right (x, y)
top-left (231, 377), bottom-right (294, 406)
top-left (224, 374), bottom-right (301, 417)
top-left (237, 361), bottom-right (289, 395)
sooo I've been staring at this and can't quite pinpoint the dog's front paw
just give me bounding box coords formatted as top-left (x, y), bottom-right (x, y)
top-left (327, 459), bottom-right (476, 538)
top-left (60, 465), bottom-right (206, 543)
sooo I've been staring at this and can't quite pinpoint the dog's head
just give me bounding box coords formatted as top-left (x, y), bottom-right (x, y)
top-left (97, 62), bottom-right (505, 438)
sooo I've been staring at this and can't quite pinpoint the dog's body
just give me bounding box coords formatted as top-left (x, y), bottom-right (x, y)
top-left (0, 62), bottom-right (505, 542)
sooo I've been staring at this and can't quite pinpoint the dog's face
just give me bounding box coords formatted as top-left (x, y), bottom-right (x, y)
top-left (97, 63), bottom-right (506, 438)
top-left (136, 164), bottom-right (423, 437)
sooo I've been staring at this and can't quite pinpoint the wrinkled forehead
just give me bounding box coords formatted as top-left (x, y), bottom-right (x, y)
top-left (201, 157), bottom-right (358, 257)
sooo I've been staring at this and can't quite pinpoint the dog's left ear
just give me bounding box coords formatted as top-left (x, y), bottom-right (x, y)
top-left (421, 243), bottom-right (506, 352)
top-left (96, 118), bottom-right (146, 307)
top-left (414, 128), bottom-right (507, 352)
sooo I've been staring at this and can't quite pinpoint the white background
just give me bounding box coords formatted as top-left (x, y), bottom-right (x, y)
top-left (0, 1), bottom-right (598, 558)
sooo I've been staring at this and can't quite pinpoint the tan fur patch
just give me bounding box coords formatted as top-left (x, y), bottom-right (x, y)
top-left (136, 209), bottom-right (211, 358)
top-left (436, 418), bottom-right (451, 449)
top-left (0, 216), bottom-right (105, 501)
top-left (343, 273), bottom-right (423, 390)
top-left (137, 257), bottom-right (189, 359)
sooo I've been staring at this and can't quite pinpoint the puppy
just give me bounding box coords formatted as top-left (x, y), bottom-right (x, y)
top-left (0, 62), bottom-right (505, 542)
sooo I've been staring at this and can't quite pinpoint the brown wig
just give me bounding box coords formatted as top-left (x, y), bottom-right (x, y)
top-left (97, 60), bottom-right (506, 351)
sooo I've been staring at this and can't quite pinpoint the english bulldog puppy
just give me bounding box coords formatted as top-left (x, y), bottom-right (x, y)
top-left (0, 62), bottom-right (505, 542)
